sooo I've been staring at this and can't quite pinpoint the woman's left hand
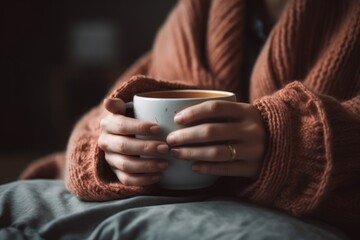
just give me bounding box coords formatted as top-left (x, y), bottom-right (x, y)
top-left (166, 100), bottom-right (266, 179)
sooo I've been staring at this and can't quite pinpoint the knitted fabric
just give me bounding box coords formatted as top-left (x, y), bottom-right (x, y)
top-left (21, 0), bottom-right (360, 238)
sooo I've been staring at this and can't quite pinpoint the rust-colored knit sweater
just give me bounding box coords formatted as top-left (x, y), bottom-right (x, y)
top-left (21, 0), bottom-right (360, 238)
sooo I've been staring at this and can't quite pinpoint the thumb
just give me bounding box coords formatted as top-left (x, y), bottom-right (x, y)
top-left (103, 98), bottom-right (126, 114)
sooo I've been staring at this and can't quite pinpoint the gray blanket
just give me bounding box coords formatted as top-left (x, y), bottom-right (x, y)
top-left (0, 180), bottom-right (347, 240)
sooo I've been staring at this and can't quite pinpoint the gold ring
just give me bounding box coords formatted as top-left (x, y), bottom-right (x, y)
top-left (227, 143), bottom-right (237, 161)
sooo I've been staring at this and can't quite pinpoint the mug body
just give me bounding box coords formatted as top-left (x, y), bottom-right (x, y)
top-left (133, 89), bottom-right (236, 190)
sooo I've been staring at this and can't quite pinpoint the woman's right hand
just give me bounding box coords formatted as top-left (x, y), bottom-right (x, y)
top-left (98, 98), bottom-right (169, 186)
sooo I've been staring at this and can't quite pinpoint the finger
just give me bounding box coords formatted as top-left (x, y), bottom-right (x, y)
top-left (100, 114), bottom-right (161, 135)
top-left (174, 101), bottom-right (249, 124)
top-left (104, 98), bottom-right (126, 114)
top-left (192, 161), bottom-right (260, 178)
top-left (98, 134), bottom-right (169, 156)
top-left (113, 169), bottom-right (161, 186)
top-left (167, 122), bottom-right (252, 146)
top-left (105, 152), bottom-right (168, 173)
top-left (170, 143), bottom-right (262, 162)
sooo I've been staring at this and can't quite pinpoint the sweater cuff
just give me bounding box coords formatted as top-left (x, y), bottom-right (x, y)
top-left (65, 108), bottom-right (152, 201)
top-left (238, 89), bottom-right (292, 204)
top-left (238, 82), bottom-right (332, 216)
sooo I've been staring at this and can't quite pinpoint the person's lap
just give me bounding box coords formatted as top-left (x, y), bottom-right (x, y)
top-left (0, 180), bottom-right (347, 240)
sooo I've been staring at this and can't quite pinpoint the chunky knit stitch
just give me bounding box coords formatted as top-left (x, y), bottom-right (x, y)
top-left (21, 0), bottom-right (360, 238)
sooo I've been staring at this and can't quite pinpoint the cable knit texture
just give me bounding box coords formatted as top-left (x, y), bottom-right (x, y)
top-left (21, 0), bottom-right (360, 238)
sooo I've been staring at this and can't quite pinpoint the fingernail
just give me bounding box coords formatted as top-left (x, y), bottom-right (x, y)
top-left (167, 134), bottom-right (176, 145)
top-left (152, 175), bottom-right (161, 181)
top-left (157, 144), bottom-right (169, 154)
top-left (174, 112), bottom-right (183, 123)
top-left (150, 125), bottom-right (161, 134)
top-left (157, 162), bottom-right (168, 170)
top-left (192, 165), bottom-right (201, 172)
top-left (170, 149), bottom-right (180, 157)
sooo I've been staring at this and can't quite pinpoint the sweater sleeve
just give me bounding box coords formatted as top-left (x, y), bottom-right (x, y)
top-left (238, 81), bottom-right (360, 236)
top-left (64, 53), bottom-right (195, 201)
top-left (64, 54), bottom-right (154, 201)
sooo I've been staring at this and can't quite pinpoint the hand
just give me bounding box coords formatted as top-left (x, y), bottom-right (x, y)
top-left (98, 98), bottom-right (169, 186)
top-left (166, 101), bottom-right (265, 178)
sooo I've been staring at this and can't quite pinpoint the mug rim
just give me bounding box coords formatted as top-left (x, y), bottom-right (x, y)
top-left (135, 89), bottom-right (235, 101)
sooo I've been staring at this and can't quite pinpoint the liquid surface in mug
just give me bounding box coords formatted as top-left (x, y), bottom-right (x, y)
top-left (138, 91), bottom-right (230, 99)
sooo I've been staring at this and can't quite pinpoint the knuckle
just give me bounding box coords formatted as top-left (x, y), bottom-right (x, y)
top-left (250, 122), bottom-right (265, 139)
top-left (208, 101), bottom-right (221, 113)
top-left (182, 149), bottom-right (192, 159)
top-left (211, 147), bottom-right (223, 159)
top-left (117, 140), bottom-right (127, 153)
top-left (145, 161), bottom-right (156, 172)
top-left (120, 174), bottom-right (131, 185)
top-left (251, 123), bottom-right (262, 136)
top-left (185, 108), bottom-right (194, 118)
top-left (99, 118), bottom-right (107, 129)
top-left (120, 159), bottom-right (129, 172)
top-left (143, 141), bottom-right (153, 154)
top-left (203, 125), bottom-right (216, 138)
top-left (137, 123), bottom-right (148, 134)
top-left (116, 120), bottom-right (126, 133)
top-left (97, 135), bottom-right (107, 150)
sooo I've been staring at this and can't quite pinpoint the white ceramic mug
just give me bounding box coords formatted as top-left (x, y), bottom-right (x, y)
top-left (132, 89), bottom-right (236, 190)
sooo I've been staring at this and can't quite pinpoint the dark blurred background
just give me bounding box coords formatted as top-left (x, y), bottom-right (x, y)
top-left (0, 0), bottom-right (177, 184)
